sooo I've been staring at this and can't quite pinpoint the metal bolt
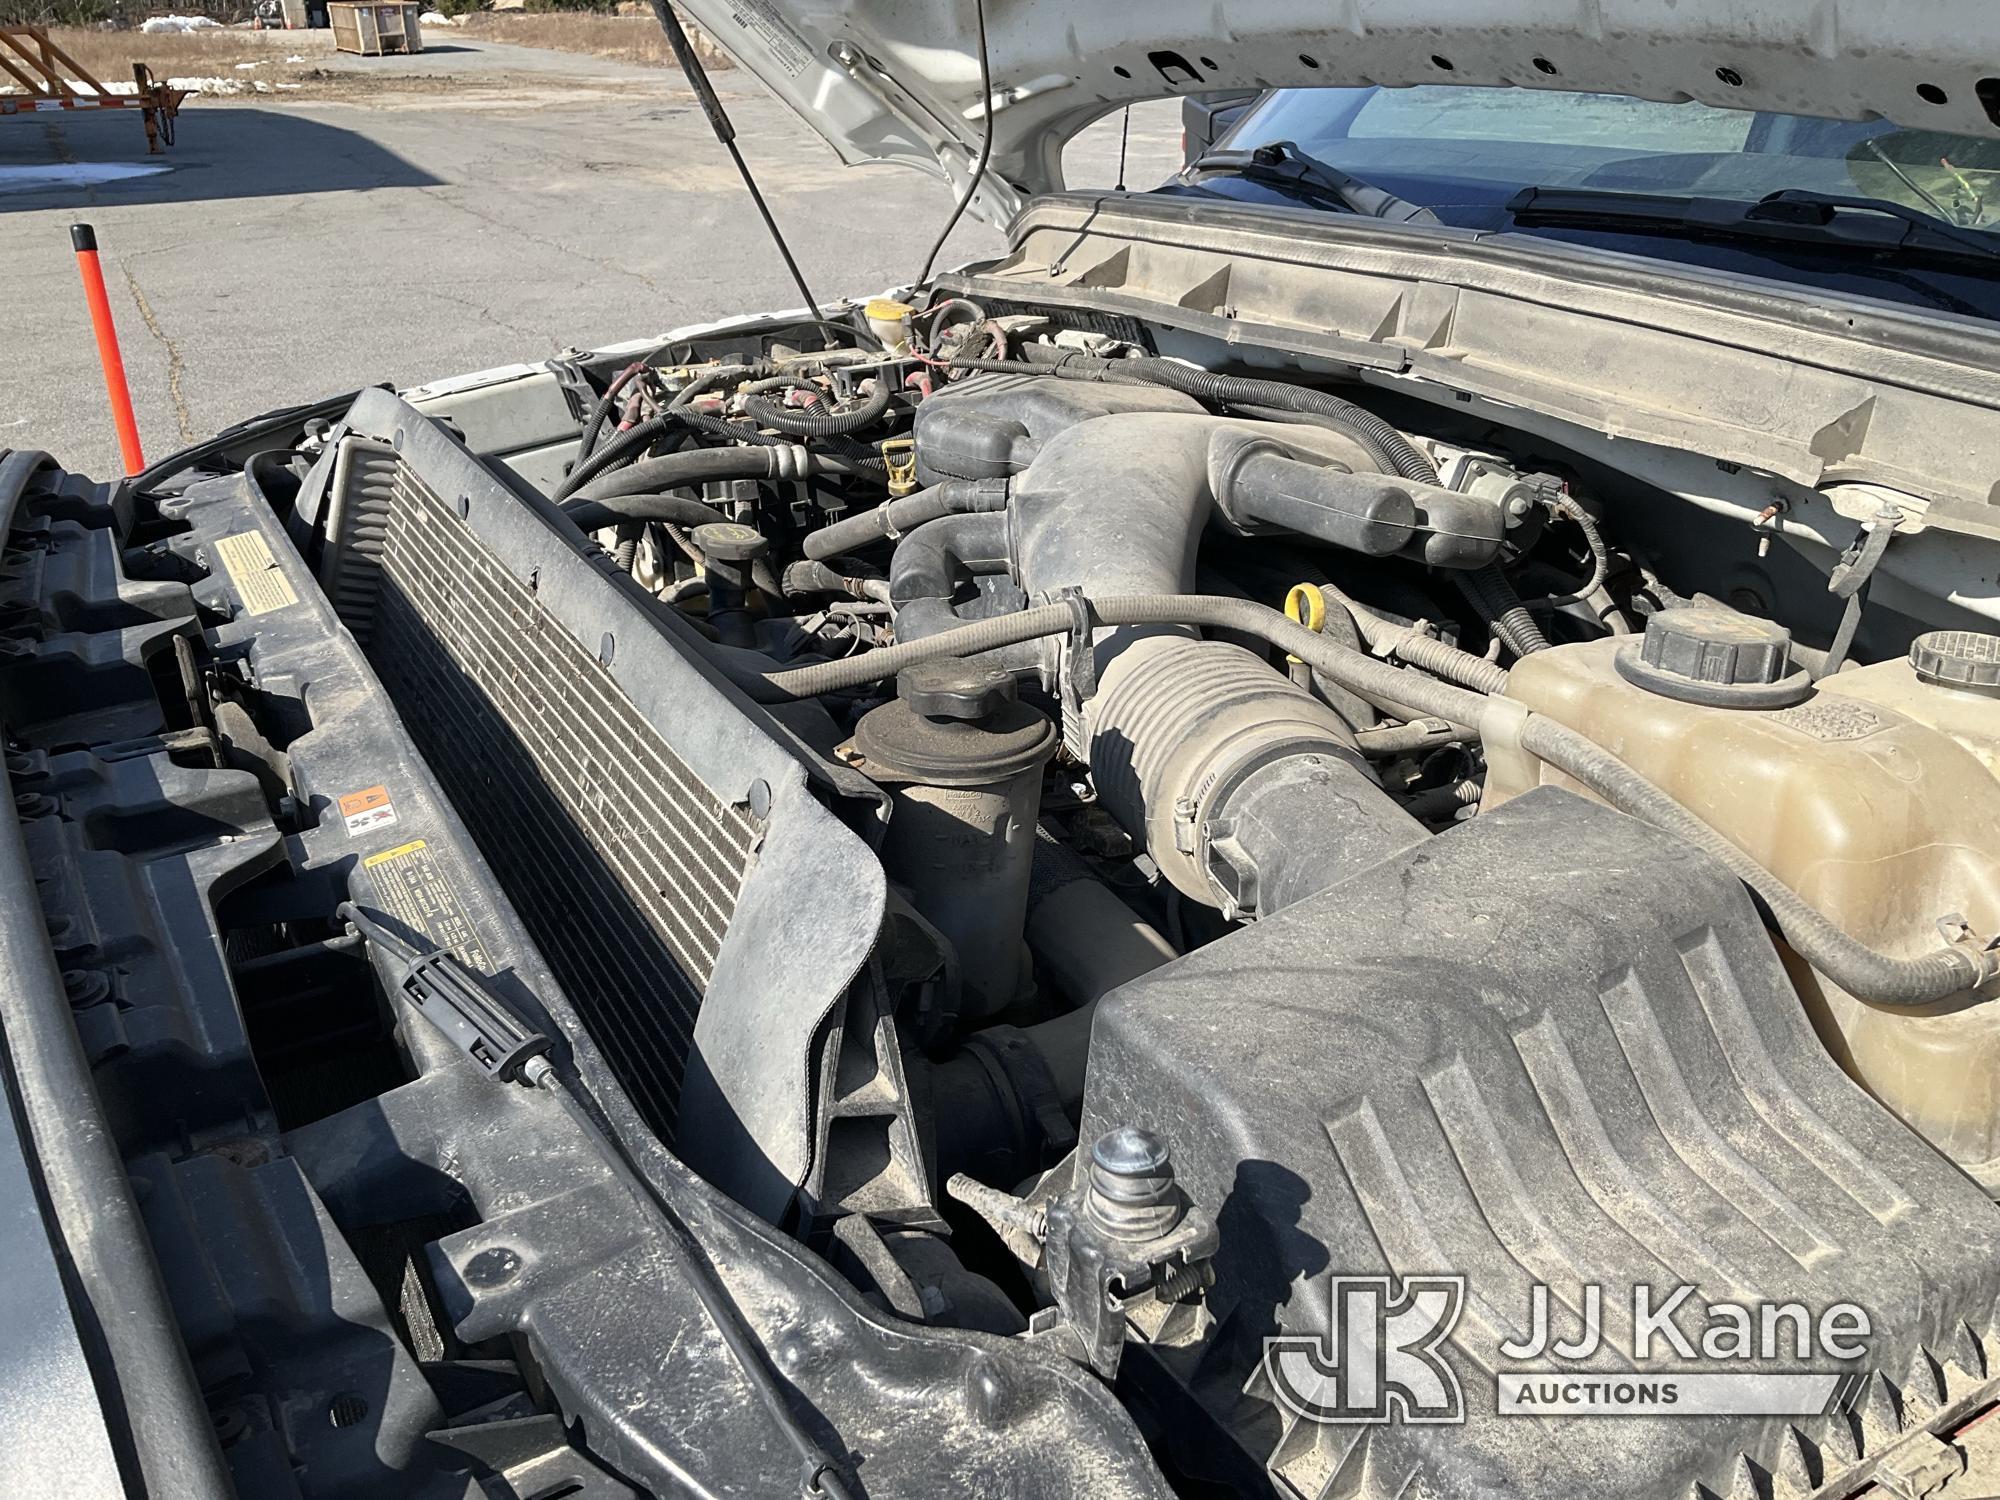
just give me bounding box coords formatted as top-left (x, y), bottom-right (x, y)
top-left (464, 1246), bottom-right (523, 1288)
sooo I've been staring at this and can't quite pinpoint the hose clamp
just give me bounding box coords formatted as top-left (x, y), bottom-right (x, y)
top-left (1053, 587), bottom-right (1099, 703)
top-left (769, 444), bottom-right (815, 481)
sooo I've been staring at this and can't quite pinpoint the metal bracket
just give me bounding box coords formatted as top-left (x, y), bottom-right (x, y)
top-left (1822, 503), bottom-right (1903, 677)
top-left (1053, 587), bottom-right (1098, 703)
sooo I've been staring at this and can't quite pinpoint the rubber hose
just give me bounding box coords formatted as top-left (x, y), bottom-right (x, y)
top-left (1515, 713), bottom-right (1993, 1007)
top-left (1113, 357), bottom-right (1439, 483)
top-left (613, 522), bottom-right (641, 573)
top-left (669, 361), bottom-right (776, 410)
top-left (945, 350), bottom-right (1439, 483)
top-left (1403, 778), bottom-right (1484, 819)
top-left (1221, 400), bottom-right (1411, 477)
top-left (741, 380), bottom-right (891, 438)
top-left (559, 409), bottom-right (682, 499)
top-left (803, 479), bottom-right (1007, 561)
top-left (571, 446), bottom-right (852, 504)
top-left (783, 560), bottom-right (892, 603)
top-left (888, 512), bottom-right (1011, 641)
top-left (1318, 582), bottom-right (1512, 695)
top-left (752, 593), bottom-right (1993, 1008)
top-left (1353, 719), bottom-right (1470, 754)
top-left (559, 406), bottom-right (795, 501)
top-left (561, 491), bottom-right (722, 532)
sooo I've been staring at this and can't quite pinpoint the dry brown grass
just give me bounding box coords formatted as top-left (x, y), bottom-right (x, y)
top-left (14, 26), bottom-right (305, 84)
top-left (452, 12), bottom-right (727, 70)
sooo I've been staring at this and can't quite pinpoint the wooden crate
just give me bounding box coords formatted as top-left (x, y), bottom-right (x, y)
top-left (329, 1), bottom-right (423, 55)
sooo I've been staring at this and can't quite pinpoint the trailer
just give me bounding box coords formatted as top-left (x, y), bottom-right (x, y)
top-left (0, 27), bottom-right (185, 154)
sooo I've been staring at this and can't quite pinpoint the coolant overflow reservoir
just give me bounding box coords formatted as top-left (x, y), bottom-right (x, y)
top-left (1485, 611), bottom-right (2000, 1192)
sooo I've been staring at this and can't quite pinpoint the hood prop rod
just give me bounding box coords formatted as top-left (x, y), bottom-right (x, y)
top-left (646, 0), bottom-right (835, 347)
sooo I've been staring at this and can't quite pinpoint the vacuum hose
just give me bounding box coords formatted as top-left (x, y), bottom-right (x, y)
top-left (803, 478), bottom-right (1008, 561)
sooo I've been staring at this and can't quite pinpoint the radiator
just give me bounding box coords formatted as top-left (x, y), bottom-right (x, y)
top-left (318, 389), bottom-right (884, 1217)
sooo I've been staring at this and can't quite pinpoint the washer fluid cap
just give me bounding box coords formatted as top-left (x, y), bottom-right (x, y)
top-left (1615, 606), bottom-right (1812, 709)
top-left (1910, 630), bottom-right (2000, 695)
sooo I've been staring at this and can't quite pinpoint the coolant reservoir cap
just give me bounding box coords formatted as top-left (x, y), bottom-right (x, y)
top-left (1910, 630), bottom-right (2000, 694)
top-left (1615, 606), bottom-right (1812, 709)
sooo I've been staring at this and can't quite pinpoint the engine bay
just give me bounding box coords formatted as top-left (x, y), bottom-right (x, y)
top-left (9, 277), bottom-right (2000, 1498)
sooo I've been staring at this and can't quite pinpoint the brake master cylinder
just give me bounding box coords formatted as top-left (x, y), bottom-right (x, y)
top-left (848, 660), bottom-right (1057, 1020)
top-left (1484, 608), bottom-right (2000, 1190)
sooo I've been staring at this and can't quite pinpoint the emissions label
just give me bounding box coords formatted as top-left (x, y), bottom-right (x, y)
top-left (337, 784), bottom-right (398, 836)
top-left (725, 0), bottom-right (810, 78)
top-left (362, 839), bottom-right (492, 972)
top-left (212, 530), bottom-right (300, 616)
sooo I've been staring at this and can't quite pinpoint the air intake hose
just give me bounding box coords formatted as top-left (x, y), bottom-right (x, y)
top-left (1006, 412), bottom-right (1442, 912)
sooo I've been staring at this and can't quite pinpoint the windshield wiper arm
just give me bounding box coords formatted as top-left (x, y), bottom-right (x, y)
top-left (1188, 140), bottom-right (1440, 225)
top-left (1506, 185), bottom-right (2000, 266)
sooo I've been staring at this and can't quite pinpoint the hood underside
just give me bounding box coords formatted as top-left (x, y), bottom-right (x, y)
top-left (676, 0), bottom-right (2000, 226)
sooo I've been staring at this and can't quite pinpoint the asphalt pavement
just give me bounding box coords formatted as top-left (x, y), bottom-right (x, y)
top-left (0, 37), bottom-right (1180, 475)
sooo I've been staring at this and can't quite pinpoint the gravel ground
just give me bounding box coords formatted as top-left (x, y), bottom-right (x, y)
top-left (0, 35), bottom-right (1181, 475)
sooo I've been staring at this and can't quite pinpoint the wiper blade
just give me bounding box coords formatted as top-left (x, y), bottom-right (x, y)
top-left (1188, 140), bottom-right (1440, 225)
top-left (1507, 185), bottom-right (2000, 267)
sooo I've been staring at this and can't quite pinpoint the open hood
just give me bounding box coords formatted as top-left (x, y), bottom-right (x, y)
top-left (675, 0), bottom-right (2000, 226)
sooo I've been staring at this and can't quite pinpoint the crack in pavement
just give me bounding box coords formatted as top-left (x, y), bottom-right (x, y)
top-left (118, 258), bottom-right (195, 443)
top-left (415, 181), bottom-right (667, 295)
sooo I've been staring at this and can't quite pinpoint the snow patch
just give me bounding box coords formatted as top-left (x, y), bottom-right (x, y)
top-left (0, 76), bottom-right (268, 97)
top-left (0, 162), bottom-right (172, 195)
top-left (138, 14), bottom-right (222, 32)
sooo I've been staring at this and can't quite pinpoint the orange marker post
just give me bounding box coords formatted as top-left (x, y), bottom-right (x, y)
top-left (70, 223), bottom-right (146, 476)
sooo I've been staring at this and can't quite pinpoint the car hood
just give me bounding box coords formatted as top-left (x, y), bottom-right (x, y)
top-left (675, 0), bottom-right (2000, 226)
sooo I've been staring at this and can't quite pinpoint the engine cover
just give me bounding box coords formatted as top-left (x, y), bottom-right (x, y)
top-left (1080, 789), bottom-right (2000, 1498)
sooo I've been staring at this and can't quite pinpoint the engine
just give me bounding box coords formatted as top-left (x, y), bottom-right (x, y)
top-left (369, 303), bottom-right (2000, 1496)
top-left (32, 297), bottom-right (2000, 1497)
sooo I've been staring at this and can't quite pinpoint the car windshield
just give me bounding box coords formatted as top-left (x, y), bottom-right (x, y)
top-left (1207, 86), bottom-right (2000, 233)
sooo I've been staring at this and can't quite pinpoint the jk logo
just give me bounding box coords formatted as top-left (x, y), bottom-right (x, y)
top-left (1260, 1274), bottom-right (1466, 1425)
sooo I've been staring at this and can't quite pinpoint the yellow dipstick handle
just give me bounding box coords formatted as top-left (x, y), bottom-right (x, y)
top-left (1283, 583), bottom-right (1325, 663)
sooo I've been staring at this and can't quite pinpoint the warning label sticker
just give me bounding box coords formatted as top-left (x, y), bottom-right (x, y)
top-left (725, 0), bottom-right (810, 78)
top-left (362, 839), bottom-right (492, 972)
top-left (212, 530), bottom-right (300, 616)
top-left (337, 784), bottom-right (398, 836)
